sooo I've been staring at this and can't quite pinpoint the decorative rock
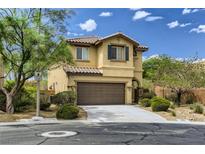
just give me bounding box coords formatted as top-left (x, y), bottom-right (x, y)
top-left (0, 110), bottom-right (5, 114)
top-left (32, 116), bottom-right (44, 121)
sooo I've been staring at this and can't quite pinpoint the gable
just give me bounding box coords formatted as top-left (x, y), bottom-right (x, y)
top-left (96, 33), bottom-right (139, 47)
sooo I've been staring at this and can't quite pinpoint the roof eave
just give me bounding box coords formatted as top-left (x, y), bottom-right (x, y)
top-left (137, 47), bottom-right (149, 52)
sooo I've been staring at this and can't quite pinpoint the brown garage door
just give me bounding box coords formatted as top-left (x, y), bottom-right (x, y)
top-left (77, 82), bottom-right (125, 105)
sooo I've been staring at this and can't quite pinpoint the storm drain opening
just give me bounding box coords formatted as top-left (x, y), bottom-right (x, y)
top-left (41, 131), bottom-right (77, 138)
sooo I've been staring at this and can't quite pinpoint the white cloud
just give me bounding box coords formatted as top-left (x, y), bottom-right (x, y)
top-left (149, 54), bottom-right (160, 59)
top-left (145, 16), bottom-right (163, 22)
top-left (190, 25), bottom-right (205, 33)
top-left (129, 8), bottom-right (141, 11)
top-left (67, 31), bottom-right (83, 37)
top-left (167, 21), bottom-right (191, 29)
top-left (99, 12), bottom-right (112, 17)
top-left (192, 9), bottom-right (199, 13)
top-left (167, 21), bottom-right (179, 29)
top-left (79, 19), bottom-right (97, 32)
top-left (179, 23), bottom-right (191, 27)
top-left (182, 8), bottom-right (192, 15)
top-left (182, 8), bottom-right (204, 15)
top-left (132, 11), bottom-right (151, 21)
top-left (142, 54), bottom-right (159, 61)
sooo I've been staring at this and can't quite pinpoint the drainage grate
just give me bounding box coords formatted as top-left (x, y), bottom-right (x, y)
top-left (41, 131), bottom-right (77, 138)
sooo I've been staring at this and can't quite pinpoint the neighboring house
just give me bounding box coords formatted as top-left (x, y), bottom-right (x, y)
top-left (48, 32), bottom-right (148, 105)
top-left (0, 55), bottom-right (3, 88)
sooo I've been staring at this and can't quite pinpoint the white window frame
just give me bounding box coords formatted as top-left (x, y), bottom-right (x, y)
top-left (112, 46), bottom-right (125, 60)
top-left (76, 47), bottom-right (89, 60)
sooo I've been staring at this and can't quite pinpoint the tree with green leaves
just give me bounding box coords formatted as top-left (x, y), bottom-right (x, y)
top-left (0, 9), bottom-right (74, 113)
top-left (144, 55), bottom-right (205, 106)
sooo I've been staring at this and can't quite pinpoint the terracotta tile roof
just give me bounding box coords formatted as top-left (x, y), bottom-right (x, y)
top-left (67, 36), bottom-right (99, 44)
top-left (67, 32), bottom-right (148, 51)
top-left (137, 45), bottom-right (149, 51)
top-left (64, 66), bottom-right (102, 75)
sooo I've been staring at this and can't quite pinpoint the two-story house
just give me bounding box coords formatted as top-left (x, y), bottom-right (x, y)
top-left (48, 32), bottom-right (148, 105)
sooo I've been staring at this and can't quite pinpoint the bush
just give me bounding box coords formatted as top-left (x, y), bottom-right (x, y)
top-left (51, 91), bottom-right (76, 105)
top-left (56, 104), bottom-right (79, 119)
top-left (151, 96), bottom-right (170, 112)
top-left (0, 91), bottom-right (6, 111)
top-left (191, 103), bottom-right (204, 114)
top-left (140, 98), bottom-right (151, 107)
top-left (40, 94), bottom-right (51, 111)
top-left (170, 103), bottom-right (176, 109)
top-left (185, 93), bottom-right (196, 104)
top-left (141, 91), bottom-right (156, 99)
top-left (165, 94), bottom-right (177, 103)
top-left (171, 110), bottom-right (176, 117)
top-left (189, 104), bottom-right (195, 110)
top-left (2, 81), bottom-right (36, 112)
top-left (13, 90), bottom-right (34, 112)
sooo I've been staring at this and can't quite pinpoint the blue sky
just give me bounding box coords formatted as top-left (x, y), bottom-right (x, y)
top-left (66, 8), bottom-right (205, 59)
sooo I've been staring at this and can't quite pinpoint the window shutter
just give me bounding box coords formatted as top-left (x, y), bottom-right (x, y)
top-left (125, 46), bottom-right (129, 61)
top-left (108, 45), bottom-right (112, 59)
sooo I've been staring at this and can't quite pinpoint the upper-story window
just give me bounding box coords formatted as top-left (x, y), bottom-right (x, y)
top-left (76, 47), bottom-right (89, 60)
top-left (108, 45), bottom-right (129, 61)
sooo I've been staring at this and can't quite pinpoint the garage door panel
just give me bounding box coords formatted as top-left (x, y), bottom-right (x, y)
top-left (77, 82), bottom-right (125, 105)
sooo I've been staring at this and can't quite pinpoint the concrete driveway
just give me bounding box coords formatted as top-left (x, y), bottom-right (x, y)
top-left (81, 105), bottom-right (166, 123)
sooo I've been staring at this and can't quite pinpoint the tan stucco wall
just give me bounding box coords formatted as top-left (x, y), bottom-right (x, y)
top-left (47, 65), bottom-right (69, 94)
top-left (69, 45), bottom-right (97, 67)
top-left (98, 37), bottom-right (134, 68)
top-left (0, 55), bottom-right (3, 88)
top-left (96, 37), bottom-right (138, 79)
top-left (133, 51), bottom-right (143, 86)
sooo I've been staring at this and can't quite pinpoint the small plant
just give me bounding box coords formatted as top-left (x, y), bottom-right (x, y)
top-left (0, 92), bottom-right (6, 112)
top-left (189, 104), bottom-right (195, 110)
top-left (171, 110), bottom-right (176, 117)
top-left (193, 103), bottom-right (204, 114)
top-left (170, 103), bottom-right (175, 109)
top-left (141, 91), bottom-right (156, 99)
top-left (56, 104), bottom-right (79, 119)
top-left (140, 98), bottom-right (151, 107)
top-left (40, 95), bottom-right (51, 111)
top-left (151, 96), bottom-right (170, 112)
top-left (51, 91), bottom-right (76, 105)
top-left (165, 94), bottom-right (177, 103)
top-left (185, 95), bottom-right (195, 104)
top-left (184, 92), bottom-right (196, 104)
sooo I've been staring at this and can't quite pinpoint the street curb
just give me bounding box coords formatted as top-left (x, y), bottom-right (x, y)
top-left (1, 119), bottom-right (205, 127)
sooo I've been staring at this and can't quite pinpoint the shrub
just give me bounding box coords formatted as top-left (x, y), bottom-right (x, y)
top-left (189, 104), bottom-right (195, 110)
top-left (151, 96), bottom-right (170, 112)
top-left (0, 91), bottom-right (6, 111)
top-left (185, 93), bottom-right (196, 104)
top-left (165, 94), bottom-right (177, 103)
top-left (56, 104), bottom-right (79, 119)
top-left (40, 94), bottom-right (51, 111)
top-left (192, 103), bottom-right (204, 114)
top-left (171, 110), bottom-right (176, 117)
top-left (140, 98), bottom-right (151, 107)
top-left (3, 81), bottom-right (36, 112)
top-left (51, 91), bottom-right (76, 105)
top-left (170, 103), bottom-right (175, 109)
top-left (13, 90), bottom-right (34, 112)
top-left (141, 91), bottom-right (156, 99)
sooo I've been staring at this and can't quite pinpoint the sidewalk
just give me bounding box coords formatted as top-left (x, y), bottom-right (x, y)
top-left (0, 118), bottom-right (60, 126)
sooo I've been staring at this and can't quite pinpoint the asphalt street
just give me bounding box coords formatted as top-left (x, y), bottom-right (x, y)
top-left (1, 122), bottom-right (205, 145)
